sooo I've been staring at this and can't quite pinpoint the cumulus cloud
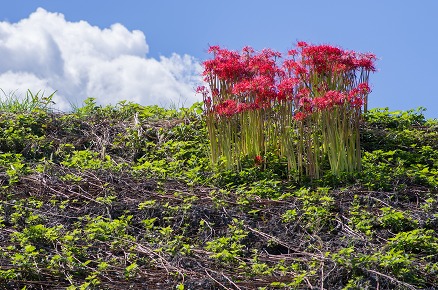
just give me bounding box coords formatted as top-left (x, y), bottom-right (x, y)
top-left (0, 8), bottom-right (203, 111)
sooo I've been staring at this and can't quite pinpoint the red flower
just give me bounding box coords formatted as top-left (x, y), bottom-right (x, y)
top-left (196, 85), bottom-right (207, 94)
top-left (277, 77), bottom-right (299, 101)
top-left (298, 96), bottom-right (314, 113)
top-left (324, 90), bottom-right (346, 107)
top-left (196, 86), bottom-right (209, 101)
top-left (297, 41), bottom-right (308, 48)
top-left (355, 53), bottom-right (377, 72)
top-left (293, 111), bottom-right (307, 121)
top-left (347, 83), bottom-right (370, 108)
top-left (248, 49), bottom-right (280, 76)
top-left (287, 49), bottom-right (298, 56)
top-left (242, 46), bottom-right (254, 54)
top-left (212, 88), bottom-right (219, 97)
top-left (297, 87), bottom-right (310, 96)
top-left (215, 99), bottom-right (239, 117)
top-left (237, 102), bottom-right (259, 113)
top-left (313, 96), bottom-right (330, 110)
top-left (283, 60), bottom-right (308, 76)
top-left (254, 155), bottom-right (263, 166)
top-left (350, 97), bottom-right (364, 108)
top-left (203, 46), bottom-right (248, 82)
top-left (207, 45), bottom-right (220, 54)
top-left (357, 82), bottom-right (371, 94)
top-left (201, 42), bottom-right (376, 122)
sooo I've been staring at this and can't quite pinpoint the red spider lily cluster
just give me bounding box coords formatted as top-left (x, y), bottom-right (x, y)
top-left (199, 41), bottom-right (376, 178)
top-left (199, 42), bottom-right (375, 118)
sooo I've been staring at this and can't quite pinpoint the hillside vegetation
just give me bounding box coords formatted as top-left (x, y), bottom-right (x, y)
top-left (0, 97), bottom-right (437, 289)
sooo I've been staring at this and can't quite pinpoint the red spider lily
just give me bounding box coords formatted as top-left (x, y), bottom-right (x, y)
top-left (232, 75), bottom-right (278, 106)
top-left (237, 102), bottom-right (250, 113)
top-left (211, 88), bottom-right (219, 97)
top-left (231, 79), bottom-right (252, 96)
top-left (247, 49), bottom-right (282, 79)
top-left (203, 47), bottom-right (248, 82)
top-left (277, 77), bottom-right (300, 101)
top-left (283, 59), bottom-right (309, 76)
top-left (325, 90), bottom-right (347, 107)
top-left (196, 85), bottom-right (207, 95)
top-left (236, 102), bottom-right (260, 113)
top-left (298, 96), bottom-right (314, 113)
top-left (347, 83), bottom-right (370, 100)
top-left (201, 41), bottom-right (376, 178)
top-left (297, 41), bottom-right (308, 48)
top-left (287, 49), bottom-right (298, 56)
top-left (254, 155), bottom-right (263, 166)
top-left (312, 96), bottom-right (330, 110)
top-left (346, 83), bottom-right (370, 108)
top-left (300, 44), bottom-right (343, 73)
top-left (252, 75), bottom-right (277, 97)
top-left (293, 111), bottom-right (307, 121)
top-left (349, 96), bottom-right (364, 108)
top-left (357, 82), bottom-right (371, 94)
top-left (297, 87), bottom-right (311, 100)
top-left (242, 46), bottom-right (255, 54)
top-left (291, 43), bottom-right (377, 77)
top-left (196, 86), bottom-right (212, 111)
top-left (354, 53), bottom-right (377, 72)
top-left (214, 99), bottom-right (239, 117)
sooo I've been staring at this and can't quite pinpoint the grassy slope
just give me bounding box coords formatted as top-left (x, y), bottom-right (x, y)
top-left (0, 99), bottom-right (437, 290)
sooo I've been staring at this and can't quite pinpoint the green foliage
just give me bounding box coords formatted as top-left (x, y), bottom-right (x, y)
top-left (0, 153), bottom-right (30, 186)
top-left (0, 89), bottom-right (55, 113)
top-left (349, 195), bottom-right (376, 236)
top-left (0, 101), bottom-right (437, 289)
top-left (12, 224), bottom-right (63, 247)
top-left (205, 219), bottom-right (248, 264)
top-left (387, 229), bottom-right (438, 254)
top-left (360, 107), bottom-right (438, 191)
top-left (293, 187), bottom-right (336, 233)
top-left (378, 207), bottom-right (417, 232)
top-left (72, 97), bottom-right (180, 121)
top-left (236, 179), bottom-right (283, 199)
top-left (364, 107), bottom-right (427, 129)
top-left (61, 150), bottom-right (113, 170)
top-left (360, 148), bottom-right (438, 191)
top-left (0, 111), bottom-right (51, 159)
top-left (281, 209), bottom-right (297, 223)
top-left (84, 215), bottom-right (133, 242)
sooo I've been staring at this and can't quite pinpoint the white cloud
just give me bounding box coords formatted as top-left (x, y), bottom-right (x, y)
top-left (0, 8), bottom-right (203, 111)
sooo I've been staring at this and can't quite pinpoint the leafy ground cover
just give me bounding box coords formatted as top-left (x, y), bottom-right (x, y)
top-left (0, 98), bottom-right (437, 289)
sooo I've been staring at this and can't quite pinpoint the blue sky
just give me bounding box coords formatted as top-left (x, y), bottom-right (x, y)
top-left (1, 1), bottom-right (437, 118)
